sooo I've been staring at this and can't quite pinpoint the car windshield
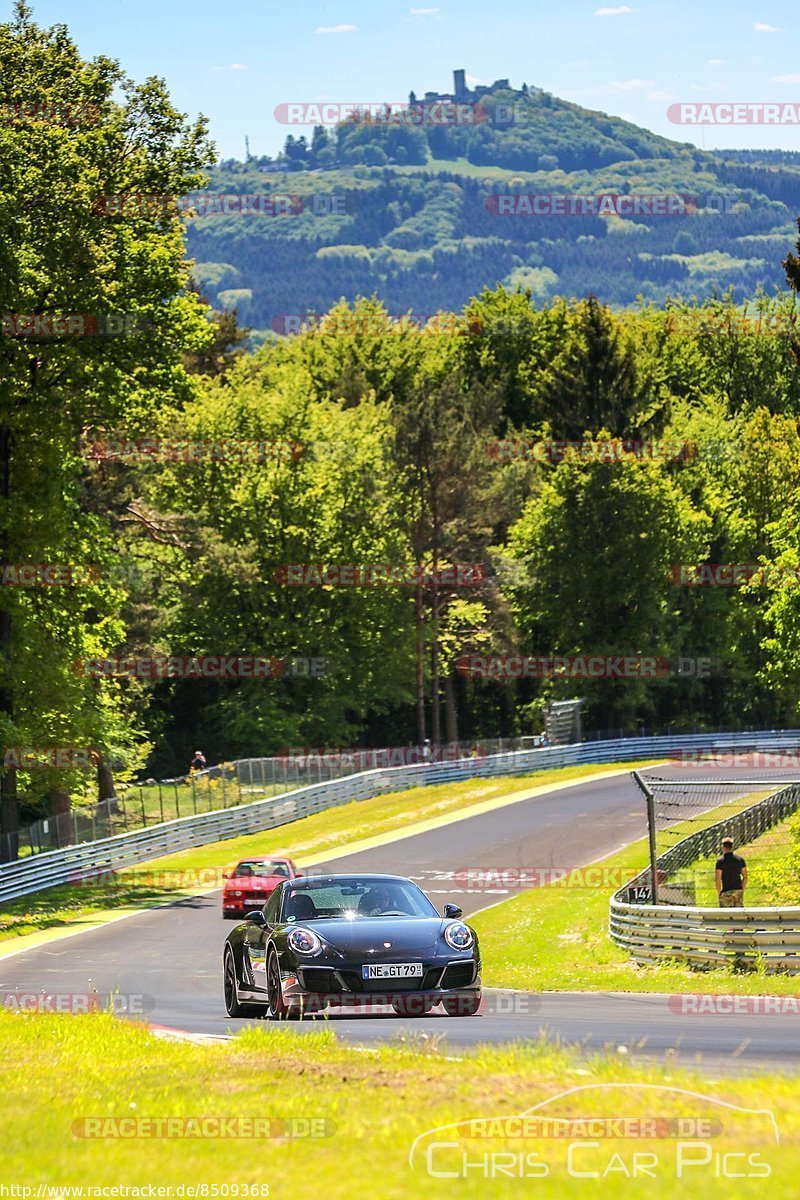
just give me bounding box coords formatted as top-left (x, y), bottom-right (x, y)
top-left (282, 879), bottom-right (436, 920)
top-left (233, 860), bottom-right (290, 879)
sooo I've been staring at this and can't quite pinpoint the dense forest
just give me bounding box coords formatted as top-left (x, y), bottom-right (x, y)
top-left (4, 9), bottom-right (800, 851)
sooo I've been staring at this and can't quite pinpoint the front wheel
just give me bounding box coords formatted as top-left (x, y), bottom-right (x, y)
top-left (223, 947), bottom-right (262, 1019)
top-left (441, 993), bottom-right (482, 1017)
top-left (267, 949), bottom-right (300, 1019)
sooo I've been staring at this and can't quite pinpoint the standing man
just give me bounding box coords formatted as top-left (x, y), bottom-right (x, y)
top-left (715, 836), bottom-right (747, 907)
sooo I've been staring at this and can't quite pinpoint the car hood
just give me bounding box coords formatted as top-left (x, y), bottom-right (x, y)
top-left (300, 917), bottom-right (447, 955)
top-left (226, 876), bottom-right (280, 889)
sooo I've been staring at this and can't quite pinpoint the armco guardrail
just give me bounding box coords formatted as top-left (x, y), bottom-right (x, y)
top-left (3, 728), bottom-right (800, 905)
top-left (609, 781), bottom-right (800, 972)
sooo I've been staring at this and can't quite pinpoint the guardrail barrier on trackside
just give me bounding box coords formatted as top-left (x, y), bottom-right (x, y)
top-left (609, 780), bottom-right (800, 973)
top-left (2, 728), bottom-right (800, 905)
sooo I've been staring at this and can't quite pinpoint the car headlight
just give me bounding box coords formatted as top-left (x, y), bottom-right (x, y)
top-left (444, 921), bottom-right (474, 950)
top-left (232, 890), bottom-right (242, 897)
top-left (287, 927), bottom-right (323, 956)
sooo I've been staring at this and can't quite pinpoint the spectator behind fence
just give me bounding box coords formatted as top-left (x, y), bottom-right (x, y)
top-left (190, 749), bottom-right (207, 773)
top-left (715, 836), bottom-right (747, 908)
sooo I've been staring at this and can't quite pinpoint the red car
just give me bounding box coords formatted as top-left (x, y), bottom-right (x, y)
top-left (222, 856), bottom-right (301, 919)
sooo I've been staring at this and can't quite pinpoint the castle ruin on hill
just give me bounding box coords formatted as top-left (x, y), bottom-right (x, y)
top-left (409, 69), bottom-right (522, 107)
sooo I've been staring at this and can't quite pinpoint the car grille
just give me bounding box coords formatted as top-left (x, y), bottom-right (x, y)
top-left (440, 962), bottom-right (476, 989)
top-left (337, 970), bottom-right (428, 994)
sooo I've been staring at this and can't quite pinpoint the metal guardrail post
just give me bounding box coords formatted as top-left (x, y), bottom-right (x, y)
top-left (632, 770), bottom-right (659, 906)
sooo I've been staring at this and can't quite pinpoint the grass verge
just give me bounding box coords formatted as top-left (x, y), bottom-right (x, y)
top-left (0, 1012), bottom-right (794, 1197)
top-left (0, 761), bottom-right (653, 945)
top-left (472, 825), bottom-right (800, 995)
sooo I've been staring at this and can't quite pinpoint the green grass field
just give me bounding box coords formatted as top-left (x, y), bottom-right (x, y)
top-left (0, 762), bottom-right (651, 944)
top-left (0, 1012), bottom-right (795, 1197)
top-left (472, 811), bottom-right (800, 996)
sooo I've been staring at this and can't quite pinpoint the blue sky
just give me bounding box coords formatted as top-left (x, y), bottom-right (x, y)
top-left (19, 0), bottom-right (800, 159)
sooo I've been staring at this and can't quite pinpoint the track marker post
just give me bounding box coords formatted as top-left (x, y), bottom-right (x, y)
top-left (632, 770), bottom-right (659, 905)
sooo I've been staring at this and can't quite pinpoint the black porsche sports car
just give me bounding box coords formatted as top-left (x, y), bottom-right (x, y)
top-left (222, 872), bottom-right (481, 1018)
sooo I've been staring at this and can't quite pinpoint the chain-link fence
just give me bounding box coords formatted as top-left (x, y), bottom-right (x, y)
top-left (4, 765), bottom-right (249, 860)
top-left (3, 738), bottom-right (547, 861)
top-left (636, 773), bottom-right (800, 906)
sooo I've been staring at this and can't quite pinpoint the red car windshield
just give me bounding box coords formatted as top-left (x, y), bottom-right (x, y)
top-left (232, 860), bottom-right (290, 879)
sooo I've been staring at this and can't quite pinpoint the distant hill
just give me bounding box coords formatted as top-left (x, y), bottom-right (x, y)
top-left (185, 72), bottom-right (800, 338)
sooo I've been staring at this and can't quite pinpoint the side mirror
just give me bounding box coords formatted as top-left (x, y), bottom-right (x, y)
top-left (222, 871), bottom-right (230, 880)
top-left (245, 910), bottom-right (266, 926)
top-left (444, 903), bottom-right (463, 919)
top-left (294, 870), bottom-right (304, 878)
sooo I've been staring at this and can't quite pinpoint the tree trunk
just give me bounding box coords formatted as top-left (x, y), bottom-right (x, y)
top-left (0, 425), bottom-right (17, 861)
top-left (415, 577), bottom-right (426, 744)
top-left (430, 576), bottom-right (441, 747)
top-left (0, 765), bottom-right (18, 862)
top-left (444, 672), bottom-right (459, 745)
top-left (49, 787), bottom-right (73, 848)
top-left (97, 759), bottom-right (116, 801)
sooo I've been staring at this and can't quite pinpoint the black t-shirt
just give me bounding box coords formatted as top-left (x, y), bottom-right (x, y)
top-left (716, 851), bottom-right (745, 892)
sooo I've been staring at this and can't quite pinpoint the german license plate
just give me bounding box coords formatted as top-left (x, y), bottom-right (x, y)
top-left (361, 962), bottom-right (423, 980)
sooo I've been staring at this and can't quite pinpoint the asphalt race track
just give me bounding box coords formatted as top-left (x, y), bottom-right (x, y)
top-left (3, 763), bottom-right (800, 1068)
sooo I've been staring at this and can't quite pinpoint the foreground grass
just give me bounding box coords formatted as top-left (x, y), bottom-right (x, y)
top-left (0, 1012), bottom-right (795, 1197)
top-left (0, 761), bottom-right (650, 944)
top-left (472, 830), bottom-right (800, 996)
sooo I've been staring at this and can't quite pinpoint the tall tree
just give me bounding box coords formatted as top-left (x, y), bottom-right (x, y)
top-left (0, 2), bottom-right (212, 855)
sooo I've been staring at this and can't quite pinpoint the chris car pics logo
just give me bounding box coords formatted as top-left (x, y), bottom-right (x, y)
top-left (408, 1084), bottom-right (778, 1180)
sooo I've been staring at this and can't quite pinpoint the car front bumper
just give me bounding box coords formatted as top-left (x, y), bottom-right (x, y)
top-left (281, 959), bottom-right (481, 1008)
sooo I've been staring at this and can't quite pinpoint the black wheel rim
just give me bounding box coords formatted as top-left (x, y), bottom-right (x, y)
top-left (268, 955), bottom-right (281, 1014)
top-left (224, 954), bottom-right (236, 1011)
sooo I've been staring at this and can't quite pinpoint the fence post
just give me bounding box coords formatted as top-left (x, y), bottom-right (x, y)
top-left (158, 783), bottom-right (164, 824)
top-left (140, 791), bottom-right (146, 827)
top-left (174, 784), bottom-right (180, 819)
top-left (633, 770), bottom-right (659, 906)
